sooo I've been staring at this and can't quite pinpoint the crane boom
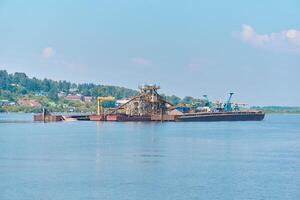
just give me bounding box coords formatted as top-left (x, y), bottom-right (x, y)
top-left (224, 92), bottom-right (234, 112)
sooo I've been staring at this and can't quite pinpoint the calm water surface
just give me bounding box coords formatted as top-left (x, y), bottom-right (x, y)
top-left (0, 113), bottom-right (300, 200)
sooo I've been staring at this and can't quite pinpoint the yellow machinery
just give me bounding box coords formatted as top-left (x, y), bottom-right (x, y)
top-left (97, 96), bottom-right (115, 115)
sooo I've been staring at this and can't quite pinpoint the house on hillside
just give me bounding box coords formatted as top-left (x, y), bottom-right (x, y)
top-left (65, 95), bottom-right (83, 101)
top-left (58, 91), bottom-right (66, 98)
top-left (83, 96), bottom-right (94, 102)
top-left (18, 99), bottom-right (41, 107)
top-left (69, 87), bottom-right (78, 93)
top-left (116, 98), bottom-right (130, 106)
top-left (0, 100), bottom-right (16, 106)
top-left (34, 92), bottom-right (45, 97)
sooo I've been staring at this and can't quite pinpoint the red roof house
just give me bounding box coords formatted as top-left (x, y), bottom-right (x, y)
top-left (65, 95), bottom-right (83, 101)
top-left (18, 99), bottom-right (41, 107)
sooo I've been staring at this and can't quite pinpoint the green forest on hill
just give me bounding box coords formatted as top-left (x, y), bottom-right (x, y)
top-left (0, 70), bottom-right (185, 112)
top-left (0, 70), bottom-right (138, 100)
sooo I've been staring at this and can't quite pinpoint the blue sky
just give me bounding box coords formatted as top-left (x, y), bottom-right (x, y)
top-left (0, 0), bottom-right (300, 106)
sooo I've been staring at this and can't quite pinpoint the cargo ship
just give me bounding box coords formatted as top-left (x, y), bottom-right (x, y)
top-left (34, 85), bottom-right (265, 122)
top-left (89, 111), bottom-right (265, 122)
top-left (88, 85), bottom-right (265, 122)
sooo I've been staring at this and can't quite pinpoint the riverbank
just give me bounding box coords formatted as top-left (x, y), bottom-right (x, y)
top-left (250, 106), bottom-right (300, 114)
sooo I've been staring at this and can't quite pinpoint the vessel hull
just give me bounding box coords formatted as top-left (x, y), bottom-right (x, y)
top-left (177, 112), bottom-right (265, 122)
top-left (107, 114), bottom-right (151, 121)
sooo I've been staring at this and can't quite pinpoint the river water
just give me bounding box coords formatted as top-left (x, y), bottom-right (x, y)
top-left (0, 113), bottom-right (299, 200)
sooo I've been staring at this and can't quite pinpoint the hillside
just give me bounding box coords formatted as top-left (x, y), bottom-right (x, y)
top-left (0, 70), bottom-right (185, 113)
top-left (0, 70), bottom-right (138, 100)
top-left (0, 70), bottom-right (140, 112)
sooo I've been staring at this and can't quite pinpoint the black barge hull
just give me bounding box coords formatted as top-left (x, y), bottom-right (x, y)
top-left (177, 112), bottom-right (265, 122)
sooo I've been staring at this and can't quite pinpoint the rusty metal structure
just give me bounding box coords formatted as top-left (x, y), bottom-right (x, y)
top-left (110, 84), bottom-right (172, 116)
top-left (33, 107), bottom-right (63, 122)
top-left (97, 96), bottom-right (115, 115)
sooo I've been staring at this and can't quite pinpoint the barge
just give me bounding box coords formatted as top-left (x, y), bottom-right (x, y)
top-left (89, 114), bottom-right (151, 121)
top-left (176, 111), bottom-right (265, 122)
top-left (88, 111), bottom-right (265, 122)
top-left (34, 85), bottom-right (265, 122)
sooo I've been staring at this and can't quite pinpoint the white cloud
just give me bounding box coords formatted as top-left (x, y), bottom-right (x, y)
top-left (130, 57), bottom-right (152, 65)
top-left (236, 24), bottom-right (300, 53)
top-left (42, 47), bottom-right (55, 58)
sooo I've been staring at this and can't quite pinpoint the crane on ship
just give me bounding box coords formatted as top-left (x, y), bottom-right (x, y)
top-left (97, 96), bottom-right (115, 115)
top-left (203, 95), bottom-right (213, 108)
top-left (224, 92), bottom-right (234, 112)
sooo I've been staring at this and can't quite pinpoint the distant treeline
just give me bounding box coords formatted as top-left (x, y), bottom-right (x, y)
top-left (251, 106), bottom-right (300, 114)
top-left (0, 70), bottom-right (189, 105)
top-left (0, 70), bottom-right (138, 101)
